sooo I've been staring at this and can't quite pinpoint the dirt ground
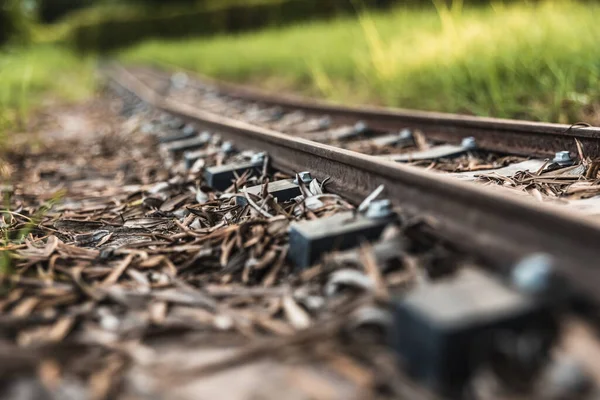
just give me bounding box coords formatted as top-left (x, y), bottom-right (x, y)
top-left (1, 91), bottom-right (430, 400)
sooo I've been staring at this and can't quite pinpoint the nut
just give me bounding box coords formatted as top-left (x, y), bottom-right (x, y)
top-left (199, 131), bottom-right (212, 142)
top-left (182, 124), bottom-right (196, 135)
top-left (461, 136), bottom-right (477, 150)
top-left (318, 116), bottom-right (332, 130)
top-left (399, 128), bottom-right (413, 140)
top-left (553, 151), bottom-right (572, 166)
top-left (220, 140), bottom-right (234, 153)
top-left (294, 171), bottom-right (313, 184)
top-left (366, 199), bottom-right (393, 219)
top-left (354, 121), bottom-right (369, 134)
top-left (250, 152), bottom-right (266, 164)
top-left (512, 253), bottom-right (555, 294)
top-left (325, 269), bottom-right (375, 297)
top-left (170, 72), bottom-right (188, 89)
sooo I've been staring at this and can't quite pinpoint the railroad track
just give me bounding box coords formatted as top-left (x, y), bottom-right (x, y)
top-left (104, 65), bottom-right (600, 398)
top-left (132, 65), bottom-right (600, 159)
top-left (110, 65), bottom-right (600, 300)
top-left (128, 66), bottom-right (600, 216)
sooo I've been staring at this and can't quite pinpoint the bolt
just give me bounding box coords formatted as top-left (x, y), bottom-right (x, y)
top-left (325, 269), bottom-right (375, 297)
top-left (251, 152), bottom-right (266, 164)
top-left (399, 128), bottom-right (413, 140)
top-left (354, 121), bottom-right (369, 134)
top-left (182, 124), bottom-right (196, 136)
top-left (546, 357), bottom-right (593, 398)
top-left (170, 72), bottom-right (188, 90)
top-left (461, 136), bottom-right (477, 150)
top-left (553, 151), bottom-right (573, 166)
top-left (294, 171), bottom-right (313, 185)
top-left (366, 199), bottom-right (393, 219)
top-left (270, 106), bottom-right (285, 121)
top-left (220, 140), bottom-right (234, 153)
top-left (348, 306), bottom-right (393, 332)
top-left (318, 116), bottom-right (332, 130)
top-left (512, 253), bottom-right (555, 294)
top-left (167, 117), bottom-right (184, 129)
top-left (199, 131), bottom-right (212, 142)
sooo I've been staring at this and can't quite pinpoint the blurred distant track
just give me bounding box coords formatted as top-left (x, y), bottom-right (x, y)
top-left (134, 65), bottom-right (600, 159)
top-left (108, 64), bottom-right (600, 307)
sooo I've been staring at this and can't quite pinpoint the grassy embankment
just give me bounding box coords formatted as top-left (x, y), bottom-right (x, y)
top-left (0, 45), bottom-right (95, 135)
top-left (0, 0), bottom-right (294, 136)
top-left (1, 0), bottom-right (599, 136)
top-left (121, 1), bottom-right (600, 124)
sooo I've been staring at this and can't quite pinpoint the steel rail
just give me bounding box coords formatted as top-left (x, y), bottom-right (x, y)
top-left (133, 65), bottom-right (600, 159)
top-left (108, 65), bottom-right (600, 307)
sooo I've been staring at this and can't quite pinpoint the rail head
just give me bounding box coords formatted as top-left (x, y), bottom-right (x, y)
top-left (130, 64), bottom-right (600, 157)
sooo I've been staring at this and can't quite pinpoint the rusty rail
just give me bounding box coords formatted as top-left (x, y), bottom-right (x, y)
top-left (133, 65), bottom-right (600, 159)
top-left (108, 65), bottom-right (600, 307)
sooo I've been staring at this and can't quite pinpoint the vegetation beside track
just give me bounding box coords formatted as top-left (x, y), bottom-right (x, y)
top-left (121, 1), bottom-right (600, 124)
top-left (0, 46), bottom-right (95, 134)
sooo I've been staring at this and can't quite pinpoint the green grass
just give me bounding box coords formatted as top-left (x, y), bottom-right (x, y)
top-left (0, 45), bottom-right (95, 133)
top-left (121, 0), bottom-right (600, 123)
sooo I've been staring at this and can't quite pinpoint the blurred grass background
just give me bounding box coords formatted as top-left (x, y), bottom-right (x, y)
top-left (122, 0), bottom-right (600, 123)
top-left (0, 46), bottom-right (94, 132)
top-left (1, 0), bottom-right (599, 132)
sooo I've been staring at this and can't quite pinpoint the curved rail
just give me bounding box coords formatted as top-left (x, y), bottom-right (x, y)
top-left (132, 65), bottom-right (600, 159)
top-left (108, 65), bottom-right (600, 307)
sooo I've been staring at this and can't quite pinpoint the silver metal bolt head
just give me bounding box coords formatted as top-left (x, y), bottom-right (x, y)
top-left (348, 306), bottom-right (393, 331)
top-left (182, 124), bottom-right (196, 135)
top-left (270, 106), bottom-right (285, 120)
top-left (366, 199), bottom-right (393, 219)
top-left (199, 131), bottom-right (212, 142)
top-left (325, 269), bottom-right (375, 297)
top-left (167, 117), bottom-right (183, 129)
top-left (553, 151), bottom-right (573, 165)
top-left (170, 72), bottom-right (188, 89)
top-left (461, 136), bottom-right (477, 150)
top-left (399, 128), bottom-right (413, 140)
top-left (319, 116), bottom-right (332, 130)
top-left (546, 357), bottom-right (593, 397)
top-left (220, 140), bottom-right (234, 153)
top-left (512, 253), bottom-right (555, 294)
top-left (251, 152), bottom-right (267, 164)
top-left (354, 121), bottom-right (369, 134)
top-left (294, 171), bottom-right (313, 184)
